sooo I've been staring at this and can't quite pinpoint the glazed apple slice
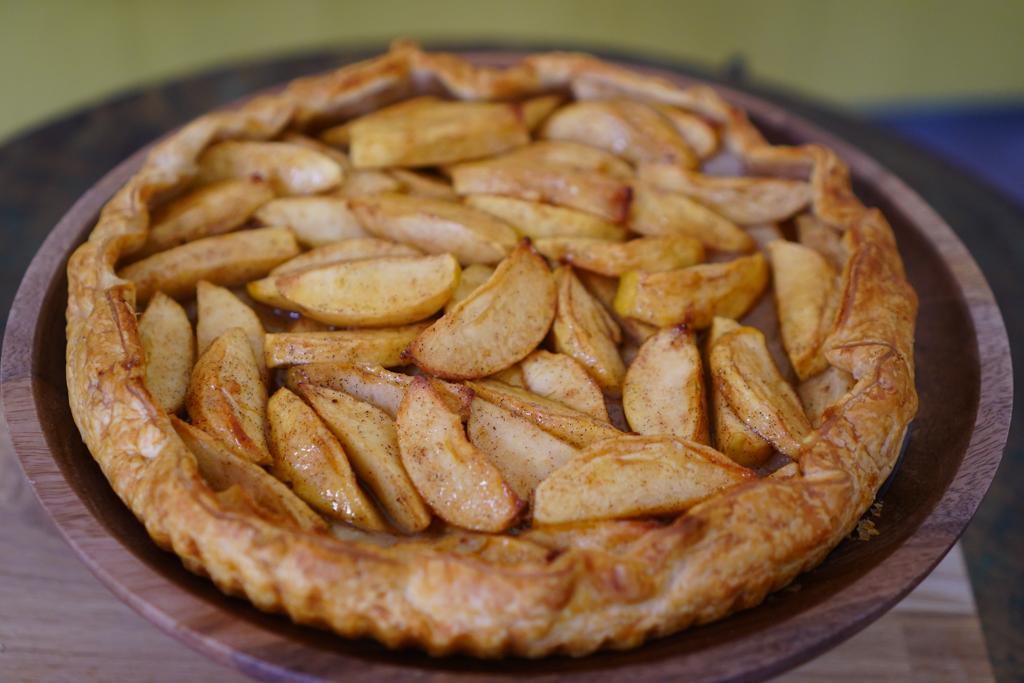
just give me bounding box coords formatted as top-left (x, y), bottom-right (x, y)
top-left (196, 281), bottom-right (266, 382)
top-left (267, 387), bottom-right (388, 531)
top-left (197, 140), bottom-right (343, 195)
top-left (139, 292), bottom-right (194, 413)
top-left (535, 235), bottom-right (704, 277)
top-left (533, 435), bottom-right (752, 525)
top-left (264, 324), bottom-right (427, 368)
top-left (409, 242), bottom-right (556, 379)
top-left (495, 350), bottom-right (609, 421)
top-left (253, 196), bottom-right (368, 247)
top-left (465, 194), bottom-right (628, 241)
top-left (396, 377), bottom-right (523, 532)
top-left (552, 265), bottom-right (625, 395)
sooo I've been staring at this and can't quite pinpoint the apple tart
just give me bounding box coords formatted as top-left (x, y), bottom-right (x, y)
top-left (66, 41), bottom-right (917, 657)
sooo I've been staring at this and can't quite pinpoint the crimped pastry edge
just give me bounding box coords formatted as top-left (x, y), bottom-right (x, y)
top-left (65, 42), bottom-right (918, 657)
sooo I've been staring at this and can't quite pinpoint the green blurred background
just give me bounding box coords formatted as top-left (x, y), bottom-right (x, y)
top-left (2, 0), bottom-right (1023, 143)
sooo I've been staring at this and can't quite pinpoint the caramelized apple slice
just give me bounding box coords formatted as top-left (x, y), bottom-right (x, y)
top-left (348, 99), bottom-right (529, 168)
top-left (464, 194), bottom-right (628, 241)
top-left (451, 161), bottom-right (632, 223)
top-left (172, 417), bottom-right (326, 532)
top-left (264, 324), bottom-right (427, 368)
top-left (275, 254), bottom-right (459, 326)
top-left (139, 178), bottom-right (273, 257)
top-left (493, 140), bottom-right (633, 180)
top-left (186, 328), bottom-right (270, 466)
top-left (120, 227), bottom-right (299, 304)
top-left (271, 237), bottom-right (422, 276)
top-left (197, 141), bottom-right (342, 195)
top-left (139, 292), bottom-right (194, 413)
top-left (542, 100), bottom-right (698, 168)
top-left (707, 317), bottom-right (773, 467)
top-left (767, 240), bottom-right (838, 380)
top-left (285, 363), bottom-right (473, 420)
top-left (410, 242), bottom-right (555, 379)
top-left (552, 266), bottom-right (625, 395)
top-left (710, 324), bottom-right (812, 457)
top-left (267, 388), bottom-right (387, 531)
top-left (629, 182), bottom-right (754, 252)
top-left (467, 380), bottom-right (621, 448)
top-left (637, 163), bottom-right (811, 224)
top-left (536, 235), bottom-right (703, 277)
top-left (575, 271), bottom-right (659, 344)
top-left (614, 252), bottom-right (768, 328)
top-left (196, 281), bottom-right (266, 382)
top-left (623, 326), bottom-right (708, 443)
top-left (350, 193), bottom-right (518, 265)
top-left (396, 377), bottom-right (523, 532)
top-left (297, 383), bottom-right (432, 533)
top-left (254, 197), bottom-right (367, 247)
top-left (512, 350), bottom-right (609, 421)
top-left (467, 398), bottom-right (579, 500)
top-left (533, 435), bottom-right (752, 525)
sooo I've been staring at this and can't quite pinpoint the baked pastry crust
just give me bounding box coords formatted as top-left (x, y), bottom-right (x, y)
top-left (66, 42), bottom-right (917, 657)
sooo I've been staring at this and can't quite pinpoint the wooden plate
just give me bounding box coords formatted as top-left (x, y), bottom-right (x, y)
top-left (0, 52), bottom-right (1012, 682)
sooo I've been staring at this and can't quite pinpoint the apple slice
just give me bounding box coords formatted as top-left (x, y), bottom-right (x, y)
top-left (493, 140), bottom-right (633, 180)
top-left (138, 292), bottom-right (194, 413)
top-left (520, 95), bottom-right (565, 131)
top-left (186, 328), bottom-right (270, 466)
top-left (508, 350), bottom-right (609, 421)
top-left (254, 196), bottom-right (367, 247)
top-left (445, 263), bottom-right (494, 313)
top-left (614, 252), bottom-right (768, 328)
top-left (533, 435), bottom-right (752, 524)
top-left (552, 266), bottom-right (625, 395)
top-left (271, 237), bottom-right (422, 276)
top-left (396, 377), bottom-right (523, 532)
top-left (267, 388), bottom-right (388, 531)
top-left (623, 326), bottom-right (708, 443)
top-left (465, 194), bottom-right (628, 241)
top-left (652, 104), bottom-right (719, 159)
top-left (264, 323), bottom-right (427, 368)
top-left (467, 398), bottom-right (579, 500)
top-left (297, 383), bottom-right (432, 533)
top-left (629, 182), bottom-right (754, 253)
top-left (409, 242), bottom-right (556, 379)
top-left (197, 141), bottom-right (342, 195)
top-left (535, 235), bottom-right (704, 277)
top-left (172, 417), bottom-right (326, 533)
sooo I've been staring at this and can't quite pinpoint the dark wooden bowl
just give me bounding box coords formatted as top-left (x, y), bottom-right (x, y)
top-left (0, 53), bottom-right (1012, 682)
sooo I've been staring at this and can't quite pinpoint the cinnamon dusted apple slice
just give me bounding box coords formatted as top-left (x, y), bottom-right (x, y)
top-left (542, 99), bottom-right (698, 168)
top-left (710, 323), bottom-right (812, 457)
top-left (533, 435), bottom-right (753, 525)
top-left (520, 94), bottom-right (565, 131)
top-left (614, 252), bottom-right (768, 328)
top-left (637, 163), bottom-right (811, 224)
top-left (494, 140), bottom-right (633, 180)
top-left (450, 160), bottom-right (632, 223)
top-left (172, 417), bottom-right (326, 533)
top-left (707, 317), bottom-right (773, 467)
top-left (623, 326), bottom-right (708, 443)
top-left (445, 263), bottom-right (494, 313)
top-left (799, 366), bottom-right (855, 427)
top-left (297, 383), bottom-right (432, 533)
top-left (467, 398), bottom-right (579, 500)
top-left (350, 193), bottom-right (518, 265)
top-left (197, 141), bottom-right (343, 195)
top-left (267, 388), bottom-right (388, 532)
top-left (139, 292), bottom-right (194, 413)
top-left (285, 363), bottom-right (473, 420)
top-left (409, 242), bottom-right (556, 379)
top-left (270, 237), bottom-right (422, 276)
top-left (535, 235), bottom-right (704, 277)
top-left (497, 350), bottom-right (609, 421)
top-left (467, 380), bottom-right (621, 448)
top-left (552, 266), bottom-right (625, 395)
top-left (464, 195), bottom-right (628, 241)
top-left (651, 104), bottom-right (719, 159)
top-left (254, 196), bottom-right (368, 247)
top-left (139, 178), bottom-right (273, 257)
top-left (196, 281), bottom-right (266, 383)
top-left (629, 182), bottom-right (755, 253)
top-left (396, 377), bottom-right (523, 532)
top-left (575, 271), bottom-right (658, 344)
top-left (767, 240), bottom-right (838, 380)
top-left (121, 227), bottom-right (299, 304)
top-left (186, 328), bottom-right (270, 466)
top-left (264, 323), bottom-right (427, 368)
top-left (274, 254), bottom-right (460, 327)
top-left (348, 99), bottom-right (530, 168)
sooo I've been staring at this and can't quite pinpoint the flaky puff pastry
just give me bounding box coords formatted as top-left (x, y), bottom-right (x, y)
top-left (66, 41), bottom-right (917, 657)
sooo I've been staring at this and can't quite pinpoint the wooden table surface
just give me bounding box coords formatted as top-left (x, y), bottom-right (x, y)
top-left (0, 45), bottom-right (1019, 682)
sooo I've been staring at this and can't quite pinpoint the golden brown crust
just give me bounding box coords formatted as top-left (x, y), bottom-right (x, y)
top-left (66, 42), bottom-right (917, 657)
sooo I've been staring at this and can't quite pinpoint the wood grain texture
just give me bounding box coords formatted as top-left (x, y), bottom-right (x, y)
top-left (0, 50), bottom-right (1012, 682)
